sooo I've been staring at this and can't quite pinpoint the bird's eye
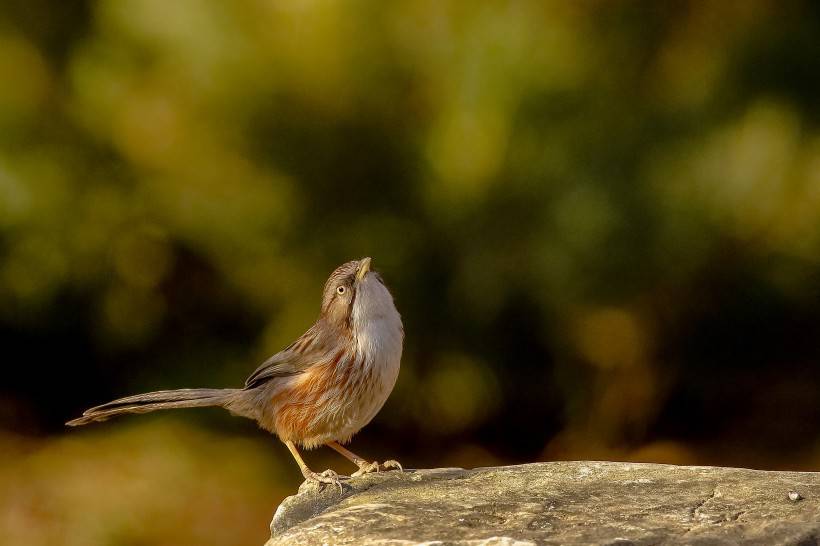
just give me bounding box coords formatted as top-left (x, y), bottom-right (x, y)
top-left (336, 286), bottom-right (346, 295)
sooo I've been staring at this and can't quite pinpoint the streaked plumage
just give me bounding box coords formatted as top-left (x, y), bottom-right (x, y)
top-left (67, 258), bottom-right (404, 486)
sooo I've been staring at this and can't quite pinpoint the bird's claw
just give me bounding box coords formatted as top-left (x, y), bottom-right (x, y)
top-left (303, 468), bottom-right (348, 493)
top-left (351, 459), bottom-right (404, 477)
top-left (381, 459), bottom-right (403, 472)
top-left (351, 461), bottom-right (380, 477)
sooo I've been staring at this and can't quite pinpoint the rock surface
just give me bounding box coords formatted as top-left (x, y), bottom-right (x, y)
top-left (265, 461), bottom-right (820, 545)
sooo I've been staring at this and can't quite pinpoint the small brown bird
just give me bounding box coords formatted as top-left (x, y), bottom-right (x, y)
top-left (67, 258), bottom-right (404, 488)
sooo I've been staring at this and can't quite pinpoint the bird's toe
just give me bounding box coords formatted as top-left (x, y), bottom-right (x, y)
top-left (381, 459), bottom-right (403, 472)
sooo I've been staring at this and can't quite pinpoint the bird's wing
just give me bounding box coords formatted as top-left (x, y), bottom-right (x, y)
top-left (243, 327), bottom-right (325, 389)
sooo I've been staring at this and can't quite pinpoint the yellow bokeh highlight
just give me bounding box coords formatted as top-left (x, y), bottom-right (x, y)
top-left (421, 353), bottom-right (500, 434)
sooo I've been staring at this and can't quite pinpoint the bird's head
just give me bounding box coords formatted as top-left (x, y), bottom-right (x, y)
top-left (320, 258), bottom-right (400, 335)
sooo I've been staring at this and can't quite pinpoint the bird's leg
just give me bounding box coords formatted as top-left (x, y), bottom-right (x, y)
top-left (326, 441), bottom-right (403, 477)
top-left (284, 440), bottom-right (345, 492)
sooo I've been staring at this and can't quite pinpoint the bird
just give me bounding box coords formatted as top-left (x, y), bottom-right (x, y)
top-left (67, 257), bottom-right (404, 489)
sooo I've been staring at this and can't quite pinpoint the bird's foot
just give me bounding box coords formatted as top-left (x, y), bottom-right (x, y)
top-left (351, 460), bottom-right (379, 477)
top-left (351, 459), bottom-right (404, 478)
top-left (302, 468), bottom-right (348, 493)
top-left (382, 459), bottom-right (403, 472)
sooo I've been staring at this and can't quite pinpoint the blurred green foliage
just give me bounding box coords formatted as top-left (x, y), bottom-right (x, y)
top-left (1, 0), bottom-right (820, 544)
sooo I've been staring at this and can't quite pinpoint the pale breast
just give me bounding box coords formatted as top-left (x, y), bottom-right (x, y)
top-left (349, 314), bottom-right (403, 432)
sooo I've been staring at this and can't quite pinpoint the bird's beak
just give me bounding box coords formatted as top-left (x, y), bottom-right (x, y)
top-left (356, 257), bottom-right (372, 281)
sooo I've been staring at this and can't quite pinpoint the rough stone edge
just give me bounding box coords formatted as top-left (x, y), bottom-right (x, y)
top-left (270, 467), bottom-right (469, 536)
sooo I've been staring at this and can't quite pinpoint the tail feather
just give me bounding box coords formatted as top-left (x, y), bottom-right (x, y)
top-left (66, 388), bottom-right (239, 427)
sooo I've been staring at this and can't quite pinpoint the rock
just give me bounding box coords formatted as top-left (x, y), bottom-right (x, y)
top-left (265, 461), bottom-right (820, 545)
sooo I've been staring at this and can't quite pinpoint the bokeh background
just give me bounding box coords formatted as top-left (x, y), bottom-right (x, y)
top-left (1, 0), bottom-right (819, 544)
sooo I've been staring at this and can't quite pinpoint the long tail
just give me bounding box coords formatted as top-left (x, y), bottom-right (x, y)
top-left (66, 388), bottom-right (241, 427)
